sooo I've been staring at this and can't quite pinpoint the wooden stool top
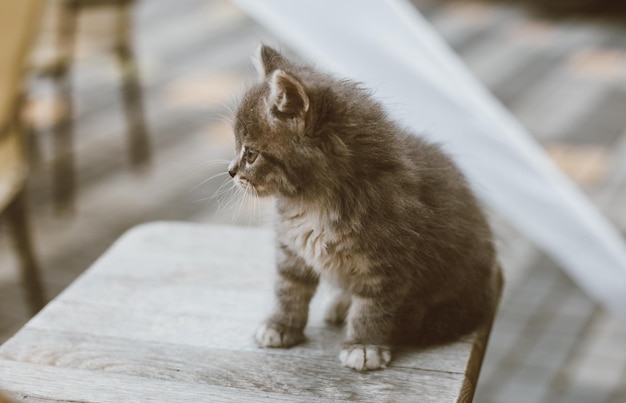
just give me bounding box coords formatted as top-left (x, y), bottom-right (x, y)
top-left (0, 222), bottom-right (498, 402)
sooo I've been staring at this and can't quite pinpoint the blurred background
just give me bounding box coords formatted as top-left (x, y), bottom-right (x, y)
top-left (1, 0), bottom-right (625, 401)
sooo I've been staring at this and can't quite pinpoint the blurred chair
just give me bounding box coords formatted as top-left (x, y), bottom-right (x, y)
top-left (0, 0), bottom-right (46, 313)
top-left (36, 0), bottom-right (150, 213)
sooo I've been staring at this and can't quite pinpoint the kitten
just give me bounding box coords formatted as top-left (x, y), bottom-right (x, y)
top-left (228, 45), bottom-right (503, 371)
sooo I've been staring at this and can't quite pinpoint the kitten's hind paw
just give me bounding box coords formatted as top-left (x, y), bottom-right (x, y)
top-left (339, 343), bottom-right (391, 371)
top-left (254, 321), bottom-right (305, 348)
top-left (323, 290), bottom-right (351, 325)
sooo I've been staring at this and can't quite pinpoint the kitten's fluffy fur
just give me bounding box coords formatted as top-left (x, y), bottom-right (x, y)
top-left (229, 45), bottom-right (502, 371)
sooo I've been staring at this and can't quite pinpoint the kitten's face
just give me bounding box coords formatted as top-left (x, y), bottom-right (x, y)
top-left (228, 46), bottom-right (311, 198)
top-left (228, 88), bottom-right (297, 197)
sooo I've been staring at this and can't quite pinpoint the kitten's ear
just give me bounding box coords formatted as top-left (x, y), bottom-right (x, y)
top-left (255, 45), bottom-right (284, 77)
top-left (268, 70), bottom-right (309, 117)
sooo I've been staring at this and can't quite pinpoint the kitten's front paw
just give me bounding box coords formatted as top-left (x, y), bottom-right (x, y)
top-left (254, 321), bottom-right (305, 348)
top-left (339, 343), bottom-right (391, 371)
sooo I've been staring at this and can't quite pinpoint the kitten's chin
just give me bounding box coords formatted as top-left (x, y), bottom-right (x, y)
top-left (250, 185), bottom-right (272, 198)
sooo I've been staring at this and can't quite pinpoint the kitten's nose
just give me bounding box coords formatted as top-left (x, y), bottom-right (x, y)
top-left (228, 160), bottom-right (238, 178)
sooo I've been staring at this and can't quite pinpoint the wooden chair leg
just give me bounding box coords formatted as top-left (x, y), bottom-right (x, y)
top-left (51, 95), bottom-right (76, 215)
top-left (115, 1), bottom-right (151, 169)
top-left (52, 2), bottom-right (78, 214)
top-left (5, 190), bottom-right (46, 314)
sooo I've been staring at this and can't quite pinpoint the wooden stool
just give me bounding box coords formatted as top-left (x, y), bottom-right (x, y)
top-left (0, 223), bottom-right (501, 402)
top-left (34, 0), bottom-right (150, 213)
top-left (0, 0), bottom-right (46, 314)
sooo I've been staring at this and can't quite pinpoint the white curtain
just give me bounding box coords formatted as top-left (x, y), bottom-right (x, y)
top-left (232, 0), bottom-right (626, 320)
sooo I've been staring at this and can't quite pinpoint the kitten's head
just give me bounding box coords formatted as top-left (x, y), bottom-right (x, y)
top-left (228, 45), bottom-right (334, 198)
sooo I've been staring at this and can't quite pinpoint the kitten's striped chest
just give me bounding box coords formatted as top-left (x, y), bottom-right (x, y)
top-left (278, 209), bottom-right (336, 271)
top-left (277, 207), bottom-right (362, 279)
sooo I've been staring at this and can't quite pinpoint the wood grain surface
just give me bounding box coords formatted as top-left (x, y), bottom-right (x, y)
top-left (0, 222), bottom-right (495, 402)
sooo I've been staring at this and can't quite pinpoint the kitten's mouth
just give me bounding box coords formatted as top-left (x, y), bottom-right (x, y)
top-left (237, 177), bottom-right (262, 197)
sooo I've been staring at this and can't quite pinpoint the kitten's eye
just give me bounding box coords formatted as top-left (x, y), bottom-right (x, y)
top-left (245, 148), bottom-right (259, 164)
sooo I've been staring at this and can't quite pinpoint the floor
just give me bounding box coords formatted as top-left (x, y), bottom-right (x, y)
top-left (1, 0), bottom-right (625, 401)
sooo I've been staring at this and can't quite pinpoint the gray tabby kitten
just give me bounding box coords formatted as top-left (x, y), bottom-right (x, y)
top-left (228, 45), bottom-right (503, 371)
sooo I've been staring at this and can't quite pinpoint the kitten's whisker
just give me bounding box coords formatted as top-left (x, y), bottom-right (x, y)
top-left (245, 189), bottom-right (252, 226)
top-left (204, 113), bottom-right (234, 126)
top-left (185, 159), bottom-right (230, 174)
top-left (250, 188), bottom-right (255, 226)
top-left (192, 180), bottom-right (235, 205)
top-left (191, 196), bottom-right (215, 203)
top-left (203, 116), bottom-right (233, 125)
top-left (227, 91), bottom-right (244, 109)
top-left (253, 187), bottom-right (260, 225)
top-left (234, 186), bottom-right (248, 224)
top-left (213, 185), bottom-right (238, 209)
top-left (233, 187), bottom-right (246, 218)
top-left (211, 180), bottom-right (237, 200)
top-left (204, 189), bottom-right (228, 206)
top-left (242, 190), bottom-right (250, 226)
top-left (249, 188), bottom-right (257, 227)
top-left (216, 112), bottom-right (234, 122)
top-left (219, 185), bottom-right (243, 213)
top-left (231, 187), bottom-right (242, 221)
top-left (222, 187), bottom-right (241, 212)
top-left (249, 187), bottom-right (258, 226)
top-left (217, 100), bottom-right (237, 117)
top-left (215, 182), bottom-right (235, 212)
top-left (191, 172), bottom-right (229, 192)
